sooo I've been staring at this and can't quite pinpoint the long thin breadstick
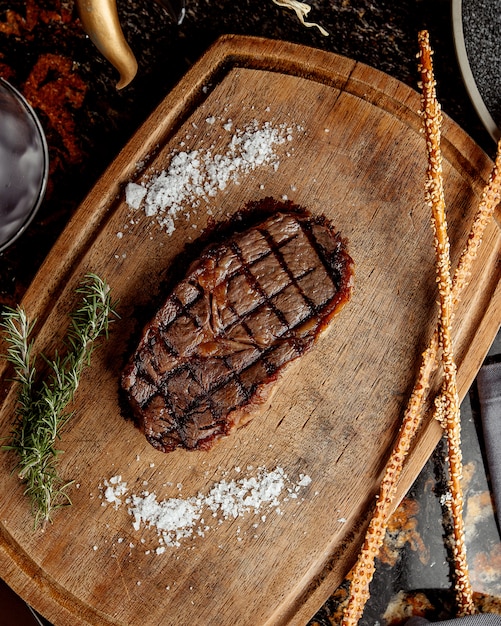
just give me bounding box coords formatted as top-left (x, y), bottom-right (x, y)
top-left (340, 344), bottom-right (436, 626)
top-left (418, 29), bottom-right (474, 615)
top-left (341, 33), bottom-right (501, 626)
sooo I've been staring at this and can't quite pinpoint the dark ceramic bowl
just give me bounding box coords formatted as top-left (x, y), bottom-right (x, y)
top-left (0, 77), bottom-right (49, 252)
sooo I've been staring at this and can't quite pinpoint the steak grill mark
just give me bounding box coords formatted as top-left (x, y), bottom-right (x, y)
top-left (121, 208), bottom-right (354, 452)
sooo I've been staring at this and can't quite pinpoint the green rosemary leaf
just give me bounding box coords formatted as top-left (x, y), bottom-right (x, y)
top-left (1, 273), bottom-right (117, 529)
top-left (0, 306), bottom-right (36, 388)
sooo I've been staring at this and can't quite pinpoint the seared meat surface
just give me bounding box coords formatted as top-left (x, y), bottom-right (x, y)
top-left (121, 207), bottom-right (354, 452)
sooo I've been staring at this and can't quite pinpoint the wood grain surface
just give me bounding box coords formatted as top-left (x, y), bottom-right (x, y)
top-left (0, 36), bottom-right (499, 626)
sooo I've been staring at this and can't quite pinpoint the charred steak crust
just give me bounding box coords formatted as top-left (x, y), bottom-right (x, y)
top-left (121, 207), bottom-right (354, 453)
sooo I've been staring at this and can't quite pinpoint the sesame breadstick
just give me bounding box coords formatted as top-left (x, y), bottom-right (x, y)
top-left (340, 342), bottom-right (436, 626)
top-left (341, 32), bottom-right (501, 626)
top-left (450, 147), bottom-right (501, 305)
top-left (418, 28), bottom-right (474, 615)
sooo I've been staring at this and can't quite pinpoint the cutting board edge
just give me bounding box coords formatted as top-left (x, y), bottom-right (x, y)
top-left (0, 534), bottom-right (113, 626)
top-left (0, 35), bottom-right (499, 626)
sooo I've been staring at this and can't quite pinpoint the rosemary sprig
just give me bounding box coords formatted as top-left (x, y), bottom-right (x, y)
top-left (1, 273), bottom-right (117, 529)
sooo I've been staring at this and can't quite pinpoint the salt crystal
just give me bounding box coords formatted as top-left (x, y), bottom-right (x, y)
top-left (297, 474), bottom-right (312, 487)
top-left (125, 182), bottom-right (147, 210)
top-left (102, 476), bottom-right (128, 508)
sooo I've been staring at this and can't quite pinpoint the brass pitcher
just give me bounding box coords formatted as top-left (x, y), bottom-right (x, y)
top-left (76, 0), bottom-right (185, 89)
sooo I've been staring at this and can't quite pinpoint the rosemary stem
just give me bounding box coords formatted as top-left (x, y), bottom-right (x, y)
top-left (1, 273), bottom-right (116, 528)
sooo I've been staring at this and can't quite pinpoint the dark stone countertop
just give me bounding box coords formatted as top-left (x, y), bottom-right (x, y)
top-left (0, 0), bottom-right (499, 624)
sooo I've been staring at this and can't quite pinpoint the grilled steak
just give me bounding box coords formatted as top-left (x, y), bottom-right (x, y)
top-left (121, 205), bottom-right (354, 452)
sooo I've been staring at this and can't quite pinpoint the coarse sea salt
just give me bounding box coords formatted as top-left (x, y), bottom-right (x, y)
top-left (99, 467), bottom-right (312, 550)
top-left (102, 475), bottom-right (128, 509)
top-left (124, 118), bottom-right (301, 235)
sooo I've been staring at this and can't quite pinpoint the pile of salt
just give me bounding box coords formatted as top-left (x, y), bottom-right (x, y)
top-left (100, 467), bottom-right (312, 550)
top-left (124, 118), bottom-right (301, 235)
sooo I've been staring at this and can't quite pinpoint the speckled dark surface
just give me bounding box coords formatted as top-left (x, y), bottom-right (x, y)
top-left (0, 0), bottom-right (499, 624)
top-left (462, 0), bottom-right (501, 129)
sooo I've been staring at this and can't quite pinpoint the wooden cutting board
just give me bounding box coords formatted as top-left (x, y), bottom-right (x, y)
top-left (0, 36), bottom-right (500, 626)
